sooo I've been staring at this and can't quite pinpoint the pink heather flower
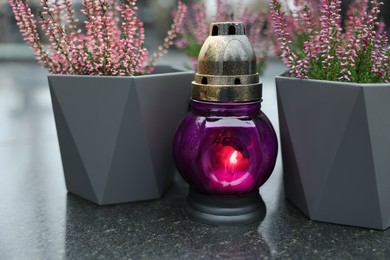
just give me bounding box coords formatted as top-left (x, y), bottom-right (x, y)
top-left (174, 38), bottom-right (187, 49)
top-left (9, 0), bottom-right (187, 76)
top-left (144, 0), bottom-right (186, 74)
top-left (270, 0), bottom-right (389, 83)
top-left (270, 0), bottom-right (299, 76)
top-left (191, 2), bottom-right (208, 43)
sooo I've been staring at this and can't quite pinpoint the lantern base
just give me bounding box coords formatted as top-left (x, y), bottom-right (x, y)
top-left (184, 190), bottom-right (266, 225)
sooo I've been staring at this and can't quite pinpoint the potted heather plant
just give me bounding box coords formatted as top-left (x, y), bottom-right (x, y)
top-left (174, 0), bottom-right (271, 74)
top-left (9, 0), bottom-right (192, 205)
top-left (271, 0), bottom-right (390, 229)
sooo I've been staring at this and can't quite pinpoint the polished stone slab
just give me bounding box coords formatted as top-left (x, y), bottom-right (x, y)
top-left (1, 59), bottom-right (390, 259)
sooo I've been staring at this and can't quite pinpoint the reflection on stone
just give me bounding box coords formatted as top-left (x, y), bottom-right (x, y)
top-left (65, 177), bottom-right (271, 258)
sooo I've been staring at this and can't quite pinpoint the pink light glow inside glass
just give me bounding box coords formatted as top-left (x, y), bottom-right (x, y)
top-left (173, 100), bottom-right (278, 197)
top-left (209, 144), bottom-right (254, 191)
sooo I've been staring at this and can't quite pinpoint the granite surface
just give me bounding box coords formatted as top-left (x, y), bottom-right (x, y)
top-left (1, 60), bottom-right (390, 260)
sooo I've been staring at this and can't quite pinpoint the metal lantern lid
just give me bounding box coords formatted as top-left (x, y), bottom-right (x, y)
top-left (192, 22), bottom-right (262, 102)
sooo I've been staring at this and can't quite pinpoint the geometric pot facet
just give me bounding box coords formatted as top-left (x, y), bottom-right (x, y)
top-left (276, 74), bottom-right (390, 230)
top-left (48, 66), bottom-right (194, 205)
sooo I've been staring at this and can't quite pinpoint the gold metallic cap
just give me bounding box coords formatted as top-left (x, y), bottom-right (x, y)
top-left (192, 22), bottom-right (262, 102)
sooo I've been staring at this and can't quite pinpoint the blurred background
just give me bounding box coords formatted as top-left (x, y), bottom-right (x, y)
top-left (0, 0), bottom-right (269, 60)
top-left (0, 0), bottom-right (390, 56)
top-left (0, 0), bottom-right (389, 60)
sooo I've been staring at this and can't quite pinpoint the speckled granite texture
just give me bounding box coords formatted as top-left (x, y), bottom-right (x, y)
top-left (1, 60), bottom-right (390, 259)
top-left (62, 175), bottom-right (390, 259)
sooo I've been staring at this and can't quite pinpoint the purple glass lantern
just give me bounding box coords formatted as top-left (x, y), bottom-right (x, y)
top-left (173, 22), bottom-right (278, 225)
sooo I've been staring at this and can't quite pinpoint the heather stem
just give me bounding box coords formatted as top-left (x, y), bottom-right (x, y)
top-left (144, 0), bottom-right (187, 73)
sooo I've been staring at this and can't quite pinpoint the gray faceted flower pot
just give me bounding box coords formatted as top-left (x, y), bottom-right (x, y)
top-left (48, 66), bottom-right (193, 205)
top-left (276, 74), bottom-right (390, 230)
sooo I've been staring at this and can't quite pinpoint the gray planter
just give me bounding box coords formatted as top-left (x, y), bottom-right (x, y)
top-left (48, 66), bottom-right (193, 205)
top-left (276, 74), bottom-right (390, 230)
